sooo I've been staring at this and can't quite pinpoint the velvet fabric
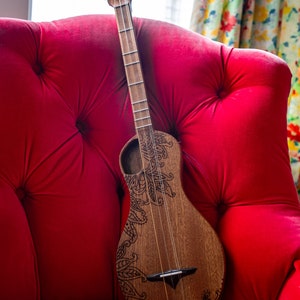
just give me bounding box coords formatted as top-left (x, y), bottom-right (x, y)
top-left (0, 15), bottom-right (299, 299)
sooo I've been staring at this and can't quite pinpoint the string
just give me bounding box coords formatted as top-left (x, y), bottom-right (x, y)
top-left (116, 0), bottom-right (169, 288)
top-left (115, 1), bottom-right (186, 298)
top-left (118, 1), bottom-right (184, 298)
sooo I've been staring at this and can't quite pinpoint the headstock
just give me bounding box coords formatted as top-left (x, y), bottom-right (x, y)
top-left (107, 0), bottom-right (130, 8)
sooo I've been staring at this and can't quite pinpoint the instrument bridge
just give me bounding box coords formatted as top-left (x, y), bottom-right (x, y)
top-left (147, 267), bottom-right (197, 289)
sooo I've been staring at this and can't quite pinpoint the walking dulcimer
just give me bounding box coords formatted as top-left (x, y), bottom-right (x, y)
top-left (107, 1), bottom-right (225, 299)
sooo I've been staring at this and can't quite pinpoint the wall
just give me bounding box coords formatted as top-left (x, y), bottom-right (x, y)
top-left (0, 0), bottom-right (30, 19)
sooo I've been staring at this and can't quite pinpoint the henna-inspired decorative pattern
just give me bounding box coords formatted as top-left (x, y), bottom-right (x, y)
top-left (117, 253), bottom-right (147, 300)
top-left (140, 129), bottom-right (176, 205)
top-left (116, 131), bottom-right (176, 299)
top-left (201, 289), bottom-right (223, 300)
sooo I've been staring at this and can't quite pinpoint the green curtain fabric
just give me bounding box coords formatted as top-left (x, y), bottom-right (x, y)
top-left (190, 0), bottom-right (300, 193)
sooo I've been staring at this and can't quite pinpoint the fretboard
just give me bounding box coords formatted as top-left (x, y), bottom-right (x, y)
top-left (113, 3), bottom-right (153, 133)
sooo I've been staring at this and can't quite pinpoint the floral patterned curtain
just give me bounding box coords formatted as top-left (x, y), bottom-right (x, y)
top-left (190, 0), bottom-right (300, 194)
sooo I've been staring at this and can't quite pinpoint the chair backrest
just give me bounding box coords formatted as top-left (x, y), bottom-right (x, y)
top-left (0, 15), bottom-right (298, 299)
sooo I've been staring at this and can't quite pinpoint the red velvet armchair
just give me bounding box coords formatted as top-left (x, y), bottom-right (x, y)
top-left (0, 15), bottom-right (300, 299)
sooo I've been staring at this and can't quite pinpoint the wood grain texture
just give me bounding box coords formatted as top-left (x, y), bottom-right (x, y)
top-left (117, 131), bottom-right (225, 299)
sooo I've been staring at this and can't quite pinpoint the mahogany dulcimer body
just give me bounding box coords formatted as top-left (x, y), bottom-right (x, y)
top-left (107, 1), bottom-right (225, 299)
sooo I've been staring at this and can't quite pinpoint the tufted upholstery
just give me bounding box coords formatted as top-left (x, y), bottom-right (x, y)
top-left (1, 14), bottom-right (300, 299)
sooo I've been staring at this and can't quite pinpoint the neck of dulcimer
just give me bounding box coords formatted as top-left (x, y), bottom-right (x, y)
top-left (114, 1), bottom-right (154, 145)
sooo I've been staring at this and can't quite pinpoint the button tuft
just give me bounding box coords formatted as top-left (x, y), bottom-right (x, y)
top-left (32, 60), bottom-right (44, 75)
top-left (16, 186), bottom-right (28, 204)
top-left (76, 120), bottom-right (88, 135)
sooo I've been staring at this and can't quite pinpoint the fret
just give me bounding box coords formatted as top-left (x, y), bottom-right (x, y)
top-left (123, 50), bottom-right (138, 56)
top-left (124, 61), bottom-right (139, 67)
top-left (114, 3), bottom-right (128, 9)
top-left (128, 80), bottom-right (144, 87)
top-left (119, 26), bottom-right (133, 33)
top-left (134, 115), bottom-right (151, 122)
top-left (132, 98), bottom-right (147, 105)
top-left (134, 107), bottom-right (149, 113)
top-left (135, 123), bottom-right (152, 129)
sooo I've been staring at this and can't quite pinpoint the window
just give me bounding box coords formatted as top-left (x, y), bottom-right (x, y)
top-left (30, 0), bottom-right (194, 29)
